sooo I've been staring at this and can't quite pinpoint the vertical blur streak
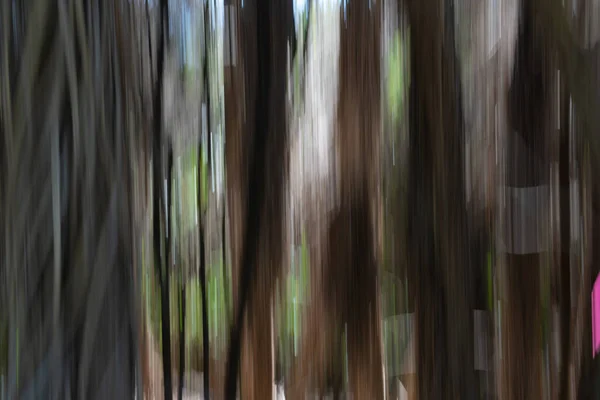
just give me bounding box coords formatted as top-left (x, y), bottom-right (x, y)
top-left (501, 0), bottom-right (551, 397)
top-left (152, 0), bottom-right (171, 398)
top-left (224, 0), bottom-right (272, 396)
top-left (178, 282), bottom-right (186, 400)
top-left (200, 3), bottom-right (211, 397)
top-left (9, 0), bottom-right (600, 398)
top-left (406, 0), bottom-right (474, 397)
top-left (224, 0), bottom-right (292, 397)
top-left (0, 0), bottom-right (155, 397)
top-left (559, 57), bottom-right (571, 400)
top-left (197, 113), bottom-right (209, 400)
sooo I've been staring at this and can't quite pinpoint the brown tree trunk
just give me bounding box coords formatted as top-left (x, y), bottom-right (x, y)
top-left (335, 2), bottom-right (384, 398)
top-left (289, 2), bottom-right (384, 398)
top-left (500, 0), bottom-right (554, 397)
top-left (224, 0), bottom-right (249, 394)
top-left (406, 0), bottom-right (475, 397)
top-left (559, 63), bottom-right (572, 400)
top-left (223, 0), bottom-right (293, 398)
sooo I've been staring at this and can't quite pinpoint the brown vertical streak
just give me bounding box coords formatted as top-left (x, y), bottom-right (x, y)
top-left (501, 0), bottom-right (553, 397)
top-left (224, 0), bottom-right (292, 397)
top-left (289, 1), bottom-right (384, 398)
top-left (559, 66), bottom-right (571, 400)
top-left (406, 0), bottom-right (475, 397)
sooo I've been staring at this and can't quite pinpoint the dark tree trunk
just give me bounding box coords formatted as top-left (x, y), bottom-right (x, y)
top-left (559, 72), bottom-right (572, 400)
top-left (178, 283), bottom-right (186, 400)
top-left (161, 150), bottom-right (174, 400)
top-left (577, 145), bottom-right (600, 397)
top-left (151, 0), bottom-right (172, 398)
top-left (406, 0), bottom-right (475, 397)
top-left (146, 0), bottom-right (154, 82)
top-left (224, 0), bottom-right (272, 395)
top-left (501, 0), bottom-right (554, 397)
top-left (224, 0), bottom-right (293, 398)
top-left (2, 1), bottom-right (144, 398)
top-left (198, 150), bottom-right (210, 400)
top-left (201, 2), bottom-right (211, 398)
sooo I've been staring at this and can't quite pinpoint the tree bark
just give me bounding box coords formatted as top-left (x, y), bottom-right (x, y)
top-left (152, 0), bottom-right (172, 397)
top-left (500, 1), bottom-right (553, 397)
top-left (1, 0), bottom-right (147, 398)
top-left (178, 283), bottom-right (186, 400)
top-left (559, 65), bottom-right (572, 400)
top-left (201, 3), bottom-right (211, 397)
top-left (288, 2), bottom-right (384, 398)
top-left (198, 156), bottom-right (209, 400)
top-left (223, 0), bottom-right (293, 398)
top-left (224, 0), bottom-right (292, 397)
top-left (406, 0), bottom-right (475, 397)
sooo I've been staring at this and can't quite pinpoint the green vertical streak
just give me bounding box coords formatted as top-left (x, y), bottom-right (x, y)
top-left (487, 252), bottom-right (493, 310)
top-left (200, 141), bottom-right (208, 213)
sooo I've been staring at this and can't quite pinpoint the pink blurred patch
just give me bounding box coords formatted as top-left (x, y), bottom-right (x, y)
top-left (593, 273), bottom-right (600, 357)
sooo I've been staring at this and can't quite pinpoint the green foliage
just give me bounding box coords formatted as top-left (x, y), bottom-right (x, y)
top-left (182, 65), bottom-right (200, 86)
top-left (275, 230), bottom-right (311, 375)
top-left (177, 146), bottom-right (205, 235)
top-left (144, 255), bottom-right (231, 355)
top-left (200, 146), bottom-right (209, 213)
top-left (183, 258), bottom-right (229, 353)
top-left (289, 232), bottom-right (310, 338)
top-left (144, 136), bottom-right (214, 354)
top-left (177, 145), bottom-right (208, 230)
top-left (387, 30), bottom-right (409, 128)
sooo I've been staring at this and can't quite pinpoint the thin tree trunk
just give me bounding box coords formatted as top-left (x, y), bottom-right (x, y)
top-left (178, 283), bottom-right (186, 400)
top-left (198, 162), bottom-right (209, 400)
top-left (146, 0), bottom-right (154, 83)
top-left (224, 0), bottom-right (247, 393)
top-left (151, 0), bottom-right (172, 397)
top-left (559, 72), bottom-right (572, 400)
top-left (163, 150), bottom-right (174, 400)
top-left (200, 2), bottom-right (211, 397)
top-left (222, 197), bottom-right (230, 325)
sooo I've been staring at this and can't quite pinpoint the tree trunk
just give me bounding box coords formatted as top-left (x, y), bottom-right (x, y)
top-left (152, 0), bottom-right (172, 397)
top-left (224, 0), bottom-right (293, 398)
top-left (198, 159), bottom-right (209, 400)
top-left (1, 0), bottom-right (148, 398)
top-left (288, 2), bottom-right (384, 398)
top-left (178, 283), bottom-right (186, 400)
top-left (406, 0), bottom-right (475, 397)
top-left (500, 0), bottom-right (554, 397)
top-left (163, 150), bottom-right (175, 400)
top-left (559, 65), bottom-right (572, 400)
top-left (200, 3), bottom-right (211, 397)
